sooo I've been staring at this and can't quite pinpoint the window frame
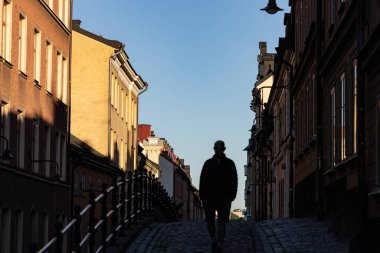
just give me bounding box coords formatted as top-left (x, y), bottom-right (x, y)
top-left (18, 12), bottom-right (27, 74)
top-left (33, 28), bottom-right (41, 84)
top-left (331, 87), bottom-right (336, 166)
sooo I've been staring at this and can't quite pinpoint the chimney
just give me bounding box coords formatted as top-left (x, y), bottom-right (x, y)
top-left (72, 19), bottom-right (81, 27)
top-left (259, 41), bottom-right (267, 55)
top-left (138, 124), bottom-right (152, 142)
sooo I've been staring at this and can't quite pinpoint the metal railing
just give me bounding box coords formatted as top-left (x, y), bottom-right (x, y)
top-left (38, 168), bottom-right (179, 253)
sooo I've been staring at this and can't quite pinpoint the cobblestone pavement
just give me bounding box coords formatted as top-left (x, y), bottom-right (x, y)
top-left (127, 219), bottom-right (254, 253)
top-left (253, 219), bottom-right (349, 253)
top-left (126, 218), bottom-right (349, 253)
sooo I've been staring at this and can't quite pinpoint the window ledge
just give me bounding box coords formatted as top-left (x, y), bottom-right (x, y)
top-left (46, 90), bottom-right (53, 97)
top-left (368, 187), bottom-right (380, 198)
top-left (34, 80), bottom-right (41, 89)
top-left (334, 155), bottom-right (357, 171)
top-left (2, 58), bottom-right (13, 68)
top-left (323, 168), bottom-right (337, 176)
top-left (57, 98), bottom-right (67, 107)
top-left (19, 70), bottom-right (28, 79)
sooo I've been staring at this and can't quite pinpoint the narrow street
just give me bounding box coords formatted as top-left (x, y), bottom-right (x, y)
top-left (126, 218), bottom-right (349, 253)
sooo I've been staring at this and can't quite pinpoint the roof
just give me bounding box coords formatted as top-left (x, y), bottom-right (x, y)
top-left (72, 20), bottom-right (123, 49)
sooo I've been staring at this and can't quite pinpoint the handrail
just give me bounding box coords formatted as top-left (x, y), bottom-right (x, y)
top-left (37, 167), bottom-right (179, 253)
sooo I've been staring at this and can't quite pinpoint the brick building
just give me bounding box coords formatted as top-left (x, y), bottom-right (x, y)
top-left (0, 0), bottom-right (71, 251)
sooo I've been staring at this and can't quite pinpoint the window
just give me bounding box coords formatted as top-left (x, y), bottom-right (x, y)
top-left (16, 110), bottom-right (25, 168)
top-left (18, 13), bottom-right (27, 74)
top-left (312, 75), bottom-right (316, 136)
top-left (0, 207), bottom-right (11, 253)
top-left (81, 173), bottom-right (86, 192)
top-left (340, 73), bottom-right (346, 160)
top-left (58, 0), bottom-right (63, 20)
top-left (55, 131), bottom-right (60, 177)
top-left (120, 139), bottom-right (124, 169)
top-left (32, 118), bottom-right (39, 172)
top-left (376, 99), bottom-right (380, 187)
top-left (110, 130), bottom-right (114, 162)
top-left (331, 87), bottom-right (336, 166)
top-left (45, 126), bottom-right (51, 176)
top-left (57, 51), bottom-right (62, 100)
top-left (124, 142), bottom-right (128, 169)
top-left (62, 215), bottom-right (67, 252)
top-left (33, 29), bottom-right (41, 83)
top-left (47, 0), bottom-right (53, 9)
top-left (42, 213), bottom-right (49, 244)
top-left (60, 134), bottom-right (66, 180)
top-left (111, 73), bottom-right (115, 106)
top-left (62, 57), bottom-right (67, 104)
top-left (89, 175), bottom-right (93, 189)
top-left (46, 41), bottom-right (52, 93)
top-left (63, 0), bottom-right (69, 27)
top-left (30, 210), bottom-right (38, 247)
top-left (115, 80), bottom-right (119, 112)
top-left (125, 93), bottom-right (128, 122)
top-left (1, 0), bottom-right (12, 61)
top-left (1, 101), bottom-right (10, 159)
top-left (329, 0), bottom-right (335, 27)
top-left (353, 60), bottom-right (358, 154)
top-left (121, 89), bottom-right (124, 118)
top-left (74, 170), bottom-right (79, 191)
top-left (13, 210), bottom-right (23, 253)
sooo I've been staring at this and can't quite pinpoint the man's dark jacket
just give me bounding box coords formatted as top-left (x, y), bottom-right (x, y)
top-left (199, 154), bottom-right (238, 201)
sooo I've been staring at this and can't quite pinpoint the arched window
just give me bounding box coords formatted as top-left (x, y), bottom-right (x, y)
top-left (43, 212), bottom-right (49, 244)
top-left (1, 207), bottom-right (11, 253)
top-left (30, 209), bottom-right (38, 248)
top-left (14, 210), bottom-right (23, 253)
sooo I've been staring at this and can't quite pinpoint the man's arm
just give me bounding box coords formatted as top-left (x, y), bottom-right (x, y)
top-left (229, 161), bottom-right (238, 201)
top-left (199, 162), bottom-right (207, 201)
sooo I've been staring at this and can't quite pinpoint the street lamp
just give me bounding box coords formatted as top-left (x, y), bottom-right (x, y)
top-left (0, 135), bottom-right (15, 161)
top-left (260, 0), bottom-right (283, 15)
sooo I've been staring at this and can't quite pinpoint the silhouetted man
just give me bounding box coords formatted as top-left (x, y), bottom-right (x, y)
top-left (199, 140), bottom-right (238, 253)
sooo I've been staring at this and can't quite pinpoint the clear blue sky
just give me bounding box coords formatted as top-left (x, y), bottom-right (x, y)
top-left (74, 0), bottom-right (289, 210)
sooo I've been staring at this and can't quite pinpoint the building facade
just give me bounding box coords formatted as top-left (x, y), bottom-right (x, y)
top-left (250, 0), bottom-right (380, 250)
top-left (244, 42), bottom-right (275, 220)
top-left (138, 124), bottom-right (203, 220)
top-left (0, 0), bottom-right (71, 251)
top-left (70, 21), bottom-right (147, 214)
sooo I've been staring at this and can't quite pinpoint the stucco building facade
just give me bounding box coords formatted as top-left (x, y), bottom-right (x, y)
top-left (70, 20), bottom-right (147, 209)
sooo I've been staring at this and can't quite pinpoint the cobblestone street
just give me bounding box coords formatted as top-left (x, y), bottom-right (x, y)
top-left (126, 218), bottom-right (349, 253)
